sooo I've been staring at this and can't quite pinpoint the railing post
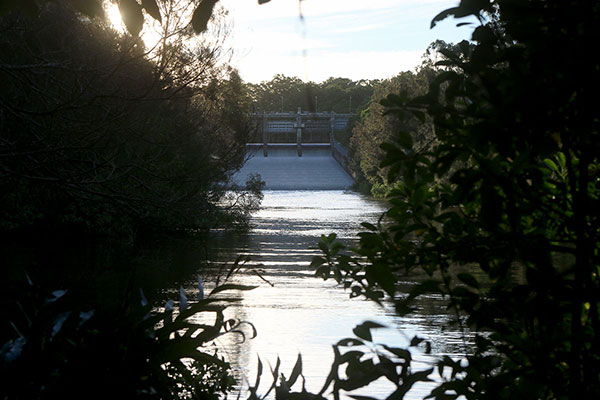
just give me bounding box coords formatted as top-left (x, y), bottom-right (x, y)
top-left (262, 112), bottom-right (268, 157)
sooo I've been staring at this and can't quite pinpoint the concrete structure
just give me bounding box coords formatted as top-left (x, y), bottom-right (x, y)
top-left (233, 110), bottom-right (354, 190)
top-left (251, 109), bottom-right (351, 156)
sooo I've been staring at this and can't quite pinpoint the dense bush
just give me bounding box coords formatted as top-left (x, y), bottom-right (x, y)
top-left (0, 265), bottom-right (257, 399)
top-left (0, 2), bottom-right (261, 239)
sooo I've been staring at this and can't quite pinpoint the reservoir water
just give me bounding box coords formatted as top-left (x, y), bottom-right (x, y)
top-left (176, 190), bottom-right (471, 399)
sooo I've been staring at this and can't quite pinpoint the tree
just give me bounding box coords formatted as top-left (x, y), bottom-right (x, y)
top-left (349, 68), bottom-right (435, 196)
top-left (0, 1), bottom-right (260, 237)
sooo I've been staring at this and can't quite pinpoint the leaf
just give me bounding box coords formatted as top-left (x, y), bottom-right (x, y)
top-left (352, 321), bottom-right (385, 342)
top-left (139, 288), bottom-right (148, 306)
top-left (457, 273), bottom-right (479, 289)
top-left (179, 286), bottom-right (188, 311)
top-left (0, 337), bottom-right (26, 363)
top-left (78, 310), bottom-right (94, 328)
top-left (50, 312), bottom-right (71, 340)
top-left (382, 345), bottom-right (412, 361)
top-left (412, 110), bottom-right (426, 123)
top-left (141, 0), bottom-right (161, 22)
top-left (410, 185), bottom-right (427, 206)
top-left (118, 0), bottom-right (144, 36)
top-left (556, 152), bottom-right (566, 168)
top-left (254, 355), bottom-right (263, 389)
top-left (367, 263), bottom-right (396, 295)
top-left (407, 279), bottom-right (441, 301)
top-left (409, 336), bottom-right (426, 347)
top-left (191, 0), bottom-right (218, 33)
top-left (397, 131), bottom-right (413, 150)
top-left (380, 142), bottom-right (399, 152)
top-left (209, 283), bottom-right (258, 296)
top-left (361, 222), bottom-right (377, 231)
top-left (286, 353), bottom-right (303, 388)
top-left (310, 256), bottom-right (327, 268)
top-left (430, 7), bottom-right (459, 28)
top-left (337, 338), bottom-right (364, 347)
top-left (544, 158), bottom-right (558, 172)
top-left (318, 241), bottom-right (329, 253)
top-left (258, 0), bottom-right (271, 4)
top-left (46, 290), bottom-right (67, 304)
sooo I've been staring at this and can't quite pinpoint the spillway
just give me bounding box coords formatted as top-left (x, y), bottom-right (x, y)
top-left (233, 144), bottom-right (354, 190)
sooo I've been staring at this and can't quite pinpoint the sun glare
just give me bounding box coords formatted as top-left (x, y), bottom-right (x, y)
top-left (105, 3), bottom-right (126, 33)
top-left (103, 2), bottom-right (163, 51)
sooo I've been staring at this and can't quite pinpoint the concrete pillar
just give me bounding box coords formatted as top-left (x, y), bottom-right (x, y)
top-left (295, 107), bottom-right (303, 157)
top-left (330, 111), bottom-right (336, 155)
top-left (262, 112), bottom-right (268, 157)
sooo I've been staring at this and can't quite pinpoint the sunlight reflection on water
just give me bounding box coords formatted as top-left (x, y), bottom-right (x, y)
top-left (185, 190), bottom-right (469, 399)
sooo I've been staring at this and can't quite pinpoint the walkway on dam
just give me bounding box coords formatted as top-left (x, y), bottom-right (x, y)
top-left (233, 144), bottom-right (354, 190)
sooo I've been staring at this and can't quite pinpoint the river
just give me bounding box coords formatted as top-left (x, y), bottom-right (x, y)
top-left (173, 190), bottom-right (472, 399)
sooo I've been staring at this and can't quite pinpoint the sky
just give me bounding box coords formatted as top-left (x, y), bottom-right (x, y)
top-left (219, 0), bottom-right (476, 83)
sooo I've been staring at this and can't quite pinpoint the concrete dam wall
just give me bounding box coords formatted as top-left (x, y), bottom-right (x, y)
top-left (233, 144), bottom-right (354, 190)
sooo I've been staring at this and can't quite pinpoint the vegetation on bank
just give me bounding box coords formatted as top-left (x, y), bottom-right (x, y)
top-left (0, 1), bottom-right (261, 241)
top-left (348, 42), bottom-right (474, 198)
top-left (1, 2), bottom-right (260, 398)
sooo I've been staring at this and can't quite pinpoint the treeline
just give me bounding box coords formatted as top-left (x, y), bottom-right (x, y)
top-left (246, 74), bottom-right (375, 115)
top-left (0, 1), bottom-right (261, 240)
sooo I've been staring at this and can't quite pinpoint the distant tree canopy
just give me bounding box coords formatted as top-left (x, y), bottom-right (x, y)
top-left (0, 1), bottom-right (261, 238)
top-left (246, 74), bottom-right (376, 115)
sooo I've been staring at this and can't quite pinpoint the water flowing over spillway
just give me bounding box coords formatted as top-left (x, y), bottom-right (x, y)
top-left (233, 144), bottom-right (354, 190)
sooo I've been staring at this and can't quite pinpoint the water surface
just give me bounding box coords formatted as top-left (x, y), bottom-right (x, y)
top-left (181, 191), bottom-right (470, 399)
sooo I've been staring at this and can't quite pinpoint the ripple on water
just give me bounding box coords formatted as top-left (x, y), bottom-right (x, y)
top-left (184, 191), bottom-right (473, 399)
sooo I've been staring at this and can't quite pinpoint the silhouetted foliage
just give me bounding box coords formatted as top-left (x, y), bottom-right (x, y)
top-left (0, 2), bottom-right (261, 238)
top-left (0, 0), bottom-right (218, 35)
top-left (1, 3), bottom-right (262, 396)
top-left (252, 1), bottom-right (600, 399)
top-left (0, 259), bottom-right (258, 399)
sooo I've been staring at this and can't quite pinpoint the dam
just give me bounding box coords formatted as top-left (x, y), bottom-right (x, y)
top-left (233, 109), bottom-right (355, 190)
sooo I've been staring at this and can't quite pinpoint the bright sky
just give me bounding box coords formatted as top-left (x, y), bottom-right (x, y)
top-left (219, 0), bottom-right (476, 83)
